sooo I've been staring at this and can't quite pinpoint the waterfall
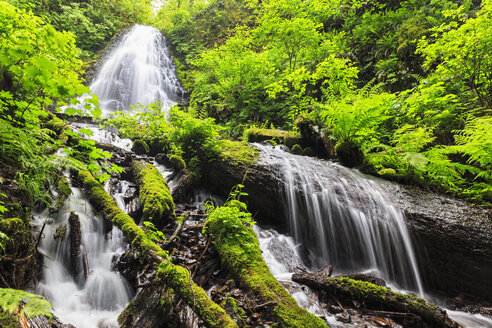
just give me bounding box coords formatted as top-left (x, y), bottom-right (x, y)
top-left (34, 182), bottom-right (133, 328)
top-left (90, 25), bottom-right (184, 115)
top-left (32, 24), bottom-right (186, 326)
top-left (256, 144), bottom-right (424, 296)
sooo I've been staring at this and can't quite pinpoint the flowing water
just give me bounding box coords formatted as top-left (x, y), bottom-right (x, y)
top-left (90, 24), bottom-right (183, 115)
top-left (31, 24), bottom-right (185, 327)
top-left (256, 144), bottom-right (424, 296)
top-left (33, 181), bottom-right (133, 328)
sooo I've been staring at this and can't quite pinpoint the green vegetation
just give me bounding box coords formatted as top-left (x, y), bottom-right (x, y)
top-left (0, 288), bottom-right (53, 323)
top-left (7, 0), bottom-right (152, 58)
top-left (155, 0), bottom-right (492, 205)
top-left (205, 186), bottom-right (328, 327)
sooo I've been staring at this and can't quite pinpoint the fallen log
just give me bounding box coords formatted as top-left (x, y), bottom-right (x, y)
top-left (76, 170), bottom-right (237, 328)
top-left (131, 161), bottom-right (175, 228)
top-left (68, 212), bottom-right (83, 282)
top-left (206, 203), bottom-right (328, 328)
top-left (49, 176), bottom-right (72, 213)
top-left (292, 273), bottom-right (459, 328)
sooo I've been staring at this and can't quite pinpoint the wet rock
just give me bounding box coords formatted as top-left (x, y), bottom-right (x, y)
top-left (335, 312), bottom-right (351, 323)
top-left (388, 183), bottom-right (492, 301)
top-left (480, 307), bottom-right (492, 316)
top-left (132, 139), bottom-right (149, 155)
top-left (328, 305), bottom-right (343, 314)
top-left (155, 153), bottom-right (170, 166)
top-left (54, 224), bottom-right (67, 241)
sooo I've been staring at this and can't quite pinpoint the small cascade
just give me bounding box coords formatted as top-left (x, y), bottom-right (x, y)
top-left (90, 25), bottom-right (184, 114)
top-left (34, 182), bottom-right (133, 328)
top-left (256, 144), bottom-right (424, 296)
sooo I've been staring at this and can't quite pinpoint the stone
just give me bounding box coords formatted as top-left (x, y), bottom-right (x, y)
top-left (335, 312), bottom-right (351, 323)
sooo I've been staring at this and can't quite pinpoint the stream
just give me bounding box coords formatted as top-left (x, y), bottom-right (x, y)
top-left (30, 24), bottom-right (491, 328)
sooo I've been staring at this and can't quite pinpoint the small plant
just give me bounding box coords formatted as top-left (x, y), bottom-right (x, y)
top-left (142, 221), bottom-right (166, 244)
top-left (203, 185), bottom-right (256, 250)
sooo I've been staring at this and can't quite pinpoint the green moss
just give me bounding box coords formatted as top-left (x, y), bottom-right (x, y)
top-left (207, 207), bottom-right (328, 328)
top-left (53, 224), bottom-right (67, 240)
top-left (56, 176), bottom-right (71, 198)
top-left (245, 128), bottom-right (301, 146)
top-left (157, 263), bottom-right (238, 328)
top-left (169, 155), bottom-right (186, 171)
top-left (132, 139), bottom-right (150, 155)
top-left (324, 277), bottom-right (439, 316)
top-left (291, 144), bottom-right (303, 155)
top-left (220, 297), bottom-right (246, 326)
top-left (377, 168), bottom-right (397, 177)
top-left (302, 147), bottom-right (314, 157)
top-left (0, 288), bottom-right (52, 321)
top-left (218, 140), bottom-right (259, 167)
top-left (131, 161), bottom-right (175, 228)
top-left (44, 114), bottom-right (68, 136)
top-left (76, 170), bottom-right (237, 328)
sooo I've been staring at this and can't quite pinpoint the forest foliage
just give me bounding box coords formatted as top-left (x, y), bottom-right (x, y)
top-left (156, 0), bottom-right (492, 205)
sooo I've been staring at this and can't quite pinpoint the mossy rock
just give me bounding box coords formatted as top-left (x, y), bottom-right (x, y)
top-left (169, 155), bottom-right (186, 171)
top-left (246, 128), bottom-right (301, 146)
top-left (291, 144), bottom-right (303, 155)
top-left (132, 139), bottom-right (150, 155)
top-left (335, 141), bottom-right (364, 168)
top-left (377, 168), bottom-right (397, 178)
top-left (218, 140), bottom-right (258, 167)
top-left (302, 147), bottom-right (314, 157)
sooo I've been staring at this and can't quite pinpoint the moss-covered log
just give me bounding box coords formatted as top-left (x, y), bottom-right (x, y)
top-left (292, 273), bottom-right (458, 328)
top-left (49, 176), bottom-right (72, 213)
top-left (131, 161), bottom-right (175, 228)
top-left (245, 128), bottom-right (301, 148)
top-left (206, 206), bottom-right (327, 328)
top-left (76, 170), bottom-right (237, 328)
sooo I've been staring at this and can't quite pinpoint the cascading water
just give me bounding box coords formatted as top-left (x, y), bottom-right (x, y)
top-left (255, 144), bottom-right (424, 296)
top-left (90, 24), bottom-right (183, 114)
top-left (31, 24), bottom-right (185, 326)
top-left (33, 181), bottom-right (133, 327)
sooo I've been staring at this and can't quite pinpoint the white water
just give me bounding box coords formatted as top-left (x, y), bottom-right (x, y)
top-left (34, 183), bottom-right (133, 328)
top-left (256, 144), bottom-right (424, 296)
top-left (90, 25), bottom-right (183, 115)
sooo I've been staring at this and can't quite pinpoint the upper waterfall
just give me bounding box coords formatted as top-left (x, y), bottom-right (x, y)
top-left (90, 25), bottom-right (183, 114)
